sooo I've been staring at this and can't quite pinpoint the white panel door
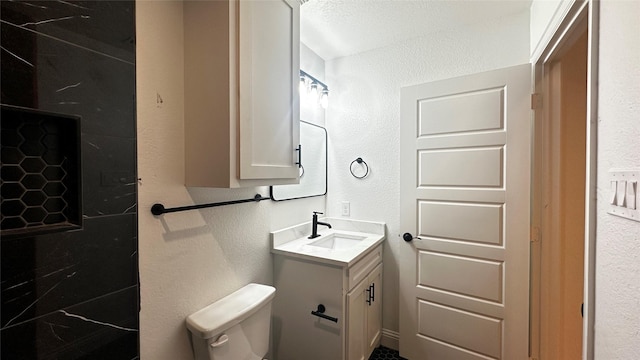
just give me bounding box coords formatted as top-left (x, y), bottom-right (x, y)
top-left (399, 64), bottom-right (531, 359)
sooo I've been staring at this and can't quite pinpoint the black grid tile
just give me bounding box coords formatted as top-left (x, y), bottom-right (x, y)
top-left (0, 105), bottom-right (81, 237)
top-left (369, 346), bottom-right (408, 360)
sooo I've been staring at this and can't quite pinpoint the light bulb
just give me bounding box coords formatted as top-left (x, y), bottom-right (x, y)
top-left (299, 76), bottom-right (307, 97)
top-left (309, 83), bottom-right (319, 104)
top-left (320, 89), bottom-right (329, 109)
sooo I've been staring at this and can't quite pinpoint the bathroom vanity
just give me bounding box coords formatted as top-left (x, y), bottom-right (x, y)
top-left (270, 218), bottom-right (385, 360)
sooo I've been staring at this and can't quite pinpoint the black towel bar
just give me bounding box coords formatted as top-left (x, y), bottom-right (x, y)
top-left (151, 194), bottom-right (269, 216)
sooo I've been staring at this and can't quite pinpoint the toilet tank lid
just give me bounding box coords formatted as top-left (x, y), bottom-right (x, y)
top-left (186, 283), bottom-right (276, 339)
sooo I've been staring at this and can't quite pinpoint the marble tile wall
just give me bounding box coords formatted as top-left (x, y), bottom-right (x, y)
top-left (1, 1), bottom-right (138, 358)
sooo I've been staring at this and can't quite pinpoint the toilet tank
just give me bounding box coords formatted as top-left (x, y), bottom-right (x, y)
top-left (186, 283), bottom-right (276, 360)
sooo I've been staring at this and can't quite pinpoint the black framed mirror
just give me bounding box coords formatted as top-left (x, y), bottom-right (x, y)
top-left (270, 120), bottom-right (327, 200)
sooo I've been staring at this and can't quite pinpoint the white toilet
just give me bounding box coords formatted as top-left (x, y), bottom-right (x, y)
top-left (186, 283), bottom-right (276, 360)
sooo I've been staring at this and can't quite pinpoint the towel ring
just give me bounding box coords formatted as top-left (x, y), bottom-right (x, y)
top-left (350, 157), bottom-right (369, 179)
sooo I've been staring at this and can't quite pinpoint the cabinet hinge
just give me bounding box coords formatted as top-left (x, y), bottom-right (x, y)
top-left (531, 93), bottom-right (542, 110)
top-left (530, 226), bottom-right (540, 243)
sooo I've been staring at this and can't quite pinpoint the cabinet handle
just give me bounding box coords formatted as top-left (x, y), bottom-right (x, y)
top-left (371, 283), bottom-right (375, 302)
top-left (296, 145), bottom-right (302, 168)
top-left (367, 284), bottom-right (375, 306)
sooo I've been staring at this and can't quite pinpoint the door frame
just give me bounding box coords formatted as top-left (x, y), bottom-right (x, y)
top-left (530, 1), bottom-right (599, 359)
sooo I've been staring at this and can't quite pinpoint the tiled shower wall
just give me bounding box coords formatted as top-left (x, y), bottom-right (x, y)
top-left (1, 1), bottom-right (138, 358)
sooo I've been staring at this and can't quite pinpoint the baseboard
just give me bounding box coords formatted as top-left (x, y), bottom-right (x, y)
top-left (380, 328), bottom-right (399, 351)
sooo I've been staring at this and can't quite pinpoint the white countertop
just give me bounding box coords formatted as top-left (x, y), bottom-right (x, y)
top-left (271, 218), bottom-right (386, 267)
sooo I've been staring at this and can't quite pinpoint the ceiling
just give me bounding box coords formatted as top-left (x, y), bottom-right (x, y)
top-left (300, 0), bottom-right (532, 60)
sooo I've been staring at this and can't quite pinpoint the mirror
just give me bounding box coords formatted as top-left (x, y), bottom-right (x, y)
top-left (270, 120), bottom-right (327, 200)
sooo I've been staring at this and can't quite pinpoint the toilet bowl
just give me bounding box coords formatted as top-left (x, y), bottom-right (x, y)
top-left (186, 283), bottom-right (276, 360)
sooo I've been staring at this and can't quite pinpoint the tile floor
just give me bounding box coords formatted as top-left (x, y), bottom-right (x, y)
top-left (368, 346), bottom-right (407, 360)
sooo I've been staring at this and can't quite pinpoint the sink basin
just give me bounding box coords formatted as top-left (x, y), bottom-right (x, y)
top-left (271, 219), bottom-right (386, 265)
top-left (308, 233), bottom-right (367, 250)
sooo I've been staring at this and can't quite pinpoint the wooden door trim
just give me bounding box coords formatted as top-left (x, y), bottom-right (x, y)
top-left (530, 1), bottom-right (599, 359)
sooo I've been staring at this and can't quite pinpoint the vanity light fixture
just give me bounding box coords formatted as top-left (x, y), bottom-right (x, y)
top-left (320, 88), bottom-right (329, 109)
top-left (300, 69), bottom-right (329, 108)
top-left (309, 82), bottom-right (319, 104)
top-left (299, 75), bottom-right (308, 96)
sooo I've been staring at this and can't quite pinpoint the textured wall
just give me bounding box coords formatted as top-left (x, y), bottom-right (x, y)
top-left (595, 1), bottom-right (640, 358)
top-left (136, 2), bottom-right (325, 359)
top-left (324, 11), bottom-right (530, 335)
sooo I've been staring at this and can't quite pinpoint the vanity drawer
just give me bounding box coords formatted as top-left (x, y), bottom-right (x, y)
top-left (348, 245), bottom-right (382, 291)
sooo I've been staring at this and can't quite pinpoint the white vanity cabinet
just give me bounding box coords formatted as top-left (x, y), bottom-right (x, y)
top-left (272, 245), bottom-right (383, 360)
top-left (184, 0), bottom-right (300, 188)
top-left (347, 263), bottom-right (383, 360)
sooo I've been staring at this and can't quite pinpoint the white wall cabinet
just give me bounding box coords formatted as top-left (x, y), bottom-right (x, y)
top-left (184, 0), bottom-right (300, 188)
top-left (272, 246), bottom-right (383, 360)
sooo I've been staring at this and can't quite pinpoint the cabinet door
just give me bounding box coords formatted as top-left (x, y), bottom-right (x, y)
top-left (347, 278), bottom-right (368, 360)
top-left (238, 0), bottom-right (300, 180)
top-left (366, 264), bottom-right (383, 355)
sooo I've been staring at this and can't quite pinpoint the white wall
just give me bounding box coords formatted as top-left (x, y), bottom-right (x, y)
top-left (136, 2), bottom-right (325, 359)
top-left (595, 1), bottom-right (640, 358)
top-left (324, 10), bottom-right (530, 337)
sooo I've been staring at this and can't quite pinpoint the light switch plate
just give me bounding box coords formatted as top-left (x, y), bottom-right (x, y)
top-left (627, 181), bottom-right (637, 210)
top-left (616, 180), bottom-right (627, 207)
top-left (341, 201), bottom-right (350, 217)
top-left (608, 170), bottom-right (640, 222)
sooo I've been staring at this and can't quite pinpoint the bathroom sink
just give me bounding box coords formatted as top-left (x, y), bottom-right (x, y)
top-left (308, 233), bottom-right (367, 250)
top-left (271, 218), bottom-right (386, 266)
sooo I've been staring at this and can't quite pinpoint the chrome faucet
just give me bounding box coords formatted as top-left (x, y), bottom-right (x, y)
top-left (309, 211), bottom-right (331, 239)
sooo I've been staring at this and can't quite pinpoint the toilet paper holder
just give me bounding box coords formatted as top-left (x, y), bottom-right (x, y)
top-left (311, 304), bottom-right (338, 323)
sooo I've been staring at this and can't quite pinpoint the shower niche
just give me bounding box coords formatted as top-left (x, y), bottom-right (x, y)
top-left (1, 105), bottom-right (82, 238)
